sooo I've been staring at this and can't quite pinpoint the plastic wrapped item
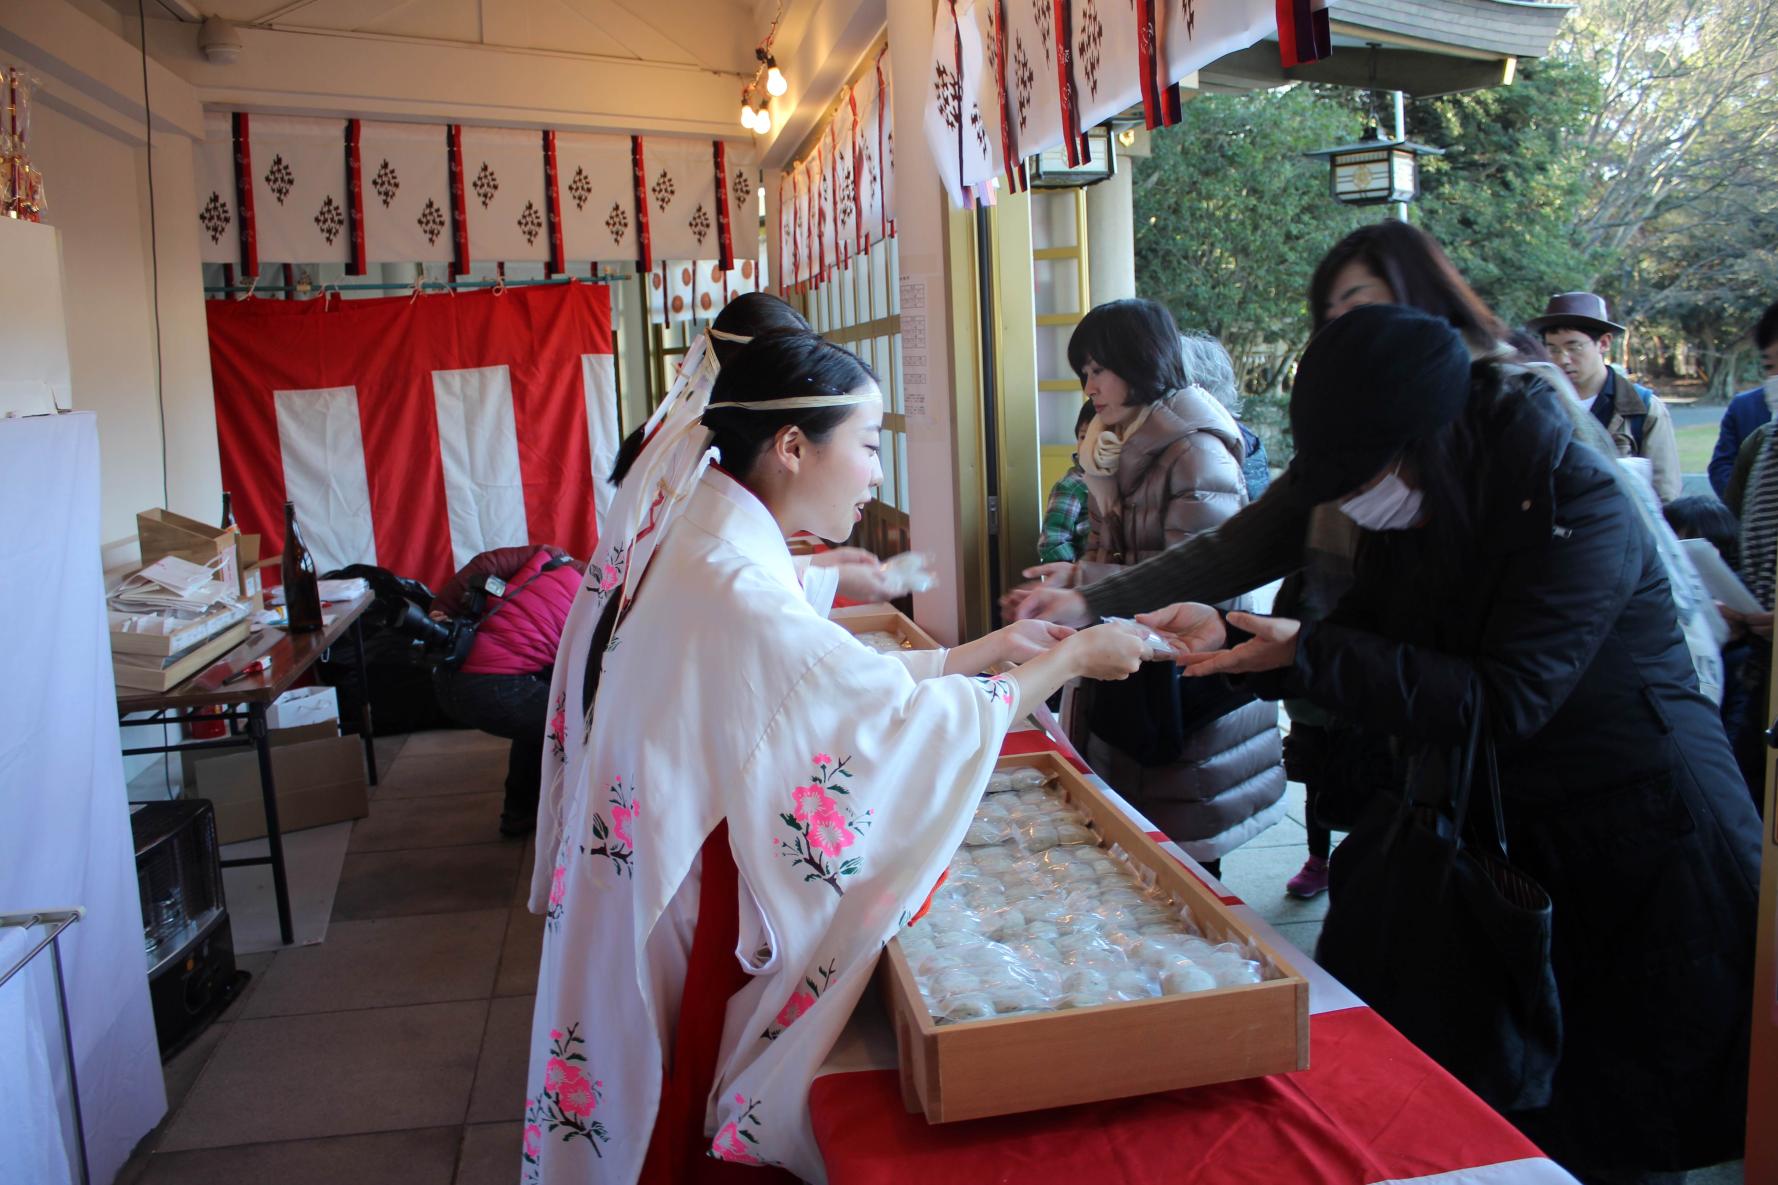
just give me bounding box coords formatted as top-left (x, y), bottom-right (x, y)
top-left (963, 817), bottom-right (1017, 847)
top-left (1160, 962), bottom-right (1218, 995)
top-left (934, 992), bottom-right (997, 1023)
top-left (880, 551), bottom-right (938, 596)
top-left (854, 629), bottom-right (907, 654)
top-left (1009, 767), bottom-right (1050, 791)
top-left (1102, 617), bottom-right (1180, 662)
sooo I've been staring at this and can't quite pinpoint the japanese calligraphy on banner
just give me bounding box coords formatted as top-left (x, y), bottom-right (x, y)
top-left (360, 120), bottom-right (453, 263)
top-left (925, 0), bottom-right (1337, 208)
top-left (248, 114), bottom-right (352, 265)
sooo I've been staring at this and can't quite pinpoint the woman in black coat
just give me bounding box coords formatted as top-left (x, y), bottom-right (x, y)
top-left (1152, 305), bottom-right (1761, 1185)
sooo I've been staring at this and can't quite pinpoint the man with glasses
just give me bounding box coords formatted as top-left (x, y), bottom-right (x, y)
top-left (1530, 291), bottom-right (1682, 502)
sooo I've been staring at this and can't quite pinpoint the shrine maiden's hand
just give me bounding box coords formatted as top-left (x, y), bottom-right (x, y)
top-left (811, 547), bottom-right (898, 602)
top-left (1063, 623), bottom-right (1146, 681)
top-left (993, 618), bottom-right (1076, 665)
top-left (1007, 584), bottom-right (1093, 628)
top-left (1176, 612), bottom-right (1301, 677)
top-left (1134, 603), bottom-right (1226, 658)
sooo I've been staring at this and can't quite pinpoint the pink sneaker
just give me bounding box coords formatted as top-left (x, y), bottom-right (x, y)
top-left (1286, 855), bottom-right (1329, 899)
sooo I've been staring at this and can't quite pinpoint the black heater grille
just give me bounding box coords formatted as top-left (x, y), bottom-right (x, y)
top-left (131, 800), bottom-right (225, 975)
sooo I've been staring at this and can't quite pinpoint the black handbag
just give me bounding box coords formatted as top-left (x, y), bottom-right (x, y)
top-left (1086, 659), bottom-right (1254, 766)
top-left (1313, 710), bottom-right (1562, 1113)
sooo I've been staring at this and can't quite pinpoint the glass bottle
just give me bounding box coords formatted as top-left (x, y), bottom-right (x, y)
top-left (281, 501), bottom-right (324, 632)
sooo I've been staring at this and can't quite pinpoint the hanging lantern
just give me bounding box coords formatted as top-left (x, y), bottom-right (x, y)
top-left (1303, 126), bottom-right (1444, 207)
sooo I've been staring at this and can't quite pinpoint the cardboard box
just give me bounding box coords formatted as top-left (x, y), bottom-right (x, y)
top-left (829, 603), bottom-right (942, 651)
top-left (182, 722), bottom-right (369, 845)
top-left (266, 685), bottom-right (339, 731)
top-left (137, 508), bottom-right (240, 592)
top-left (879, 751), bottom-right (1310, 1123)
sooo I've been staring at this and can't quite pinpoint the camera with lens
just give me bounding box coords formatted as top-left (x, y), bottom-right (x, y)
top-left (372, 573), bottom-right (507, 671)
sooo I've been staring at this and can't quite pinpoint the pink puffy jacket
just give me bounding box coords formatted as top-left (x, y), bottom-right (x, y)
top-left (459, 546), bottom-right (583, 676)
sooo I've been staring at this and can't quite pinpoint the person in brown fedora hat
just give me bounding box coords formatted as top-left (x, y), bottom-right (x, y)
top-left (1529, 291), bottom-right (1681, 501)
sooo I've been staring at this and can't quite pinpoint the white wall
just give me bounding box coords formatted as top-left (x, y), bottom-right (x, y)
top-left (5, 2), bottom-right (218, 546)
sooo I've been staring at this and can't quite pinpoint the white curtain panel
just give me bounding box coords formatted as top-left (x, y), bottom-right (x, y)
top-left (853, 69), bottom-right (887, 251)
top-left (556, 131), bottom-right (640, 266)
top-left (461, 126), bottom-right (550, 264)
top-left (778, 173), bottom-right (797, 293)
top-left (924, 0), bottom-right (995, 208)
top-left (792, 159), bottom-right (812, 287)
top-left (1072, 0), bottom-right (1143, 133)
top-left (360, 120), bottom-right (453, 264)
top-left (1004, 0), bottom-right (1064, 176)
top-left (817, 127), bottom-right (840, 278)
top-left (196, 111), bottom-right (240, 266)
top-left (639, 137), bottom-right (722, 265)
top-left (880, 49), bottom-right (898, 232)
top-left (832, 96), bottom-right (858, 267)
top-left (1162, 0), bottom-right (1284, 98)
top-left (248, 114), bottom-right (351, 265)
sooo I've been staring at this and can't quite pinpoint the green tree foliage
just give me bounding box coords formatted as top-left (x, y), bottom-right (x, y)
top-left (1407, 56), bottom-right (1604, 329)
top-left (1130, 86), bottom-right (1365, 454)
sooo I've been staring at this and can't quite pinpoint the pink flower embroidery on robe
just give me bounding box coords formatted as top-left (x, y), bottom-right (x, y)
top-left (583, 779), bottom-right (637, 878)
top-left (524, 1024), bottom-right (609, 1164)
top-left (775, 754), bottom-right (872, 896)
top-left (808, 807), bottom-right (856, 858)
top-left (762, 959), bottom-right (838, 1040)
top-left (792, 782), bottom-right (833, 823)
top-left (598, 563), bottom-right (622, 591)
top-left (708, 1097), bottom-right (766, 1164)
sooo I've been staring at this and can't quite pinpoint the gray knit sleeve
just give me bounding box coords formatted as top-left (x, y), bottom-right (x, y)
top-left (1080, 470), bottom-right (1312, 618)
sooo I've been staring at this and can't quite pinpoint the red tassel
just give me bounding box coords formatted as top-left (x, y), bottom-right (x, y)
top-left (346, 119), bottom-right (367, 276)
top-left (632, 136), bottom-right (652, 273)
top-left (233, 112), bottom-right (258, 278)
top-left (448, 125), bottom-right (470, 277)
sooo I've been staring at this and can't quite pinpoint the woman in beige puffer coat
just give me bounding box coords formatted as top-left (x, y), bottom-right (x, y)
top-left (1051, 300), bottom-right (1286, 875)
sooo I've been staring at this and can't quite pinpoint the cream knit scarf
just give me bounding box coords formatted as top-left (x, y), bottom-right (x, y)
top-left (1078, 403), bottom-right (1155, 479)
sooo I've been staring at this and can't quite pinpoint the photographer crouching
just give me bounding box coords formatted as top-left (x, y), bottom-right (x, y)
top-left (426, 545), bottom-right (584, 837)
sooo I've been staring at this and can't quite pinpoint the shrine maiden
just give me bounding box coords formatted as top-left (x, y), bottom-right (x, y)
top-left (523, 333), bottom-right (1143, 1183)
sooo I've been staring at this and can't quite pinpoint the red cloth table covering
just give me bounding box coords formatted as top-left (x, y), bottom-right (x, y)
top-left (808, 726), bottom-right (1579, 1185)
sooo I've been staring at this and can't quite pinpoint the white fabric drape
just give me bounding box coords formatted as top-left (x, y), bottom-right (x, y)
top-left (196, 111), bottom-right (240, 266)
top-left (360, 120), bottom-right (454, 264)
top-left (0, 413), bottom-right (166, 1185)
top-left (248, 114), bottom-right (352, 265)
top-left (556, 131), bottom-right (641, 266)
top-left (461, 126), bottom-right (550, 264)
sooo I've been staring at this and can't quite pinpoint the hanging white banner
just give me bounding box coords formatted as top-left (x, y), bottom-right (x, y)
top-left (196, 111), bottom-right (240, 266)
top-left (249, 114), bottom-right (350, 265)
top-left (556, 131), bottom-right (640, 266)
top-left (360, 120), bottom-right (453, 264)
top-left (640, 138), bottom-right (723, 265)
top-left (461, 126), bottom-right (549, 264)
top-left (1071, 0), bottom-right (1142, 134)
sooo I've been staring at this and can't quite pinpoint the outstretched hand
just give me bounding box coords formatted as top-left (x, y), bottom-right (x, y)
top-left (1176, 612), bottom-right (1301, 677)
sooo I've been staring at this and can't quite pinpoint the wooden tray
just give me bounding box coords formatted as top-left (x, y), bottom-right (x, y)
top-left (879, 750), bottom-right (1310, 1123)
top-left (829, 602), bottom-right (941, 651)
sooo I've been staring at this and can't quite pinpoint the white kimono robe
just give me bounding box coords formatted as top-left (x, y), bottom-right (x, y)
top-left (523, 469), bottom-right (1016, 1183)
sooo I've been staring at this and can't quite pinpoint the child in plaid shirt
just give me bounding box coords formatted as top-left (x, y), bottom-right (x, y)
top-left (1037, 402), bottom-right (1096, 562)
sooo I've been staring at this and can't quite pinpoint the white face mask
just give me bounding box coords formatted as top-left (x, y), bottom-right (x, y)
top-left (1338, 468), bottom-right (1424, 531)
top-left (1764, 374), bottom-right (1778, 416)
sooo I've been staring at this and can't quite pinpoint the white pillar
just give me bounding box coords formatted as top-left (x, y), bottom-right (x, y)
top-left (1084, 166), bottom-right (1135, 305)
top-left (888, 0), bottom-right (968, 644)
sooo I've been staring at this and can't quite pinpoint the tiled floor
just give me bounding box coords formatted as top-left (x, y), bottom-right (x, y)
top-left (120, 730), bottom-right (536, 1185)
top-left (116, 738), bottom-right (1746, 1185)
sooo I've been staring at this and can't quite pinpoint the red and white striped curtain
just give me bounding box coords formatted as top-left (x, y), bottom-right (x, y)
top-left (206, 282), bottom-right (617, 589)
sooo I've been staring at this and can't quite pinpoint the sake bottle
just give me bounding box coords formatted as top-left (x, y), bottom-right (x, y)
top-left (281, 501), bottom-right (324, 632)
top-left (220, 490), bottom-right (237, 531)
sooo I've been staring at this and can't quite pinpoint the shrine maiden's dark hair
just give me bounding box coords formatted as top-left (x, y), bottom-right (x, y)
top-left (1066, 299), bottom-right (1189, 407)
top-left (701, 332), bottom-right (878, 480)
top-left (1309, 221), bottom-right (1508, 354)
top-left (608, 294), bottom-right (814, 486)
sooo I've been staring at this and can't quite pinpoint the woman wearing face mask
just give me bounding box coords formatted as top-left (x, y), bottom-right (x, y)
top-left (1007, 222), bottom-right (1726, 708)
top-left (1029, 300), bottom-right (1286, 876)
top-left (523, 332), bottom-right (1145, 1183)
top-left (1147, 305), bottom-right (1761, 1185)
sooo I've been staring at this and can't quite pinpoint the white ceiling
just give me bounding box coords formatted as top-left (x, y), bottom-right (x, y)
top-left (105, 0), bottom-right (778, 77)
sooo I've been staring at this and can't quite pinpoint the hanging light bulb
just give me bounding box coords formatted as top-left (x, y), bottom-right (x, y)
top-left (740, 101), bottom-right (757, 131)
top-left (765, 54), bottom-right (787, 97)
top-left (753, 104), bottom-right (773, 135)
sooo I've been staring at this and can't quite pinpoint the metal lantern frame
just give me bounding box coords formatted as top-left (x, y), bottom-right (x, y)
top-left (1303, 127), bottom-right (1444, 207)
top-left (1027, 125), bottom-right (1118, 190)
